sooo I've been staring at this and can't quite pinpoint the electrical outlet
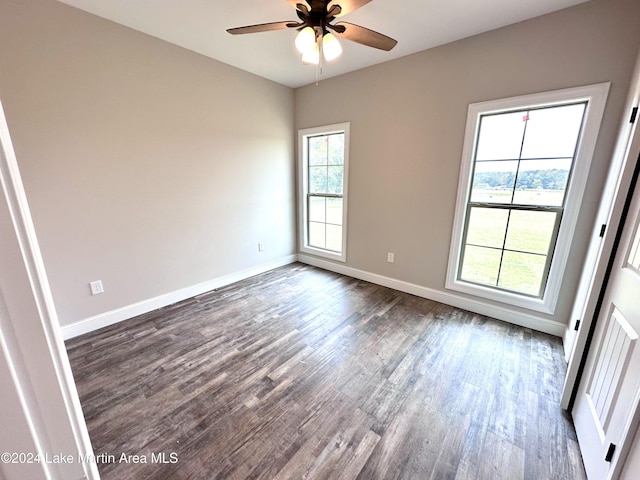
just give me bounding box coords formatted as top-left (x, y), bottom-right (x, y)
top-left (387, 252), bottom-right (395, 263)
top-left (89, 280), bottom-right (104, 295)
top-left (258, 243), bottom-right (265, 252)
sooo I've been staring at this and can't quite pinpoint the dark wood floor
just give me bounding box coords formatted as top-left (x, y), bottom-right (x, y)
top-left (66, 263), bottom-right (586, 479)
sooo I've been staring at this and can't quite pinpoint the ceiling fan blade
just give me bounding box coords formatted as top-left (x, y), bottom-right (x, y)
top-left (327, 4), bottom-right (342, 17)
top-left (285, 0), bottom-right (310, 10)
top-left (227, 21), bottom-right (297, 35)
top-left (328, 0), bottom-right (373, 16)
top-left (332, 22), bottom-right (397, 51)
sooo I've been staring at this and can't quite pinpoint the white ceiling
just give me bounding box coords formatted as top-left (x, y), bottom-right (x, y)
top-left (56, 0), bottom-right (589, 88)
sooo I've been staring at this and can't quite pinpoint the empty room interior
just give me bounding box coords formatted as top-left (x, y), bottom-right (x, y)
top-left (3, 0), bottom-right (640, 478)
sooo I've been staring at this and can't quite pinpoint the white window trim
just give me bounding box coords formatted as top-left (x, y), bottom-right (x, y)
top-left (446, 83), bottom-right (610, 314)
top-left (298, 122), bottom-right (350, 262)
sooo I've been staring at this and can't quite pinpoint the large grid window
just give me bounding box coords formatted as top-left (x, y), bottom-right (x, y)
top-left (299, 123), bottom-right (349, 261)
top-left (460, 103), bottom-right (586, 297)
top-left (447, 84), bottom-right (609, 313)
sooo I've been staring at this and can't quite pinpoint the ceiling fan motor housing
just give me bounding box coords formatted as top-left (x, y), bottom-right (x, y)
top-left (296, 0), bottom-right (342, 35)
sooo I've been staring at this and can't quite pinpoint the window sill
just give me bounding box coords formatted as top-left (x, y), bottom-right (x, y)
top-left (299, 245), bottom-right (346, 263)
top-left (445, 278), bottom-right (555, 314)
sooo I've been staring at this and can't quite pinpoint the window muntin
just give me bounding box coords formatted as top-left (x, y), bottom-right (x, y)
top-left (459, 102), bottom-right (586, 298)
top-left (447, 83), bottom-right (610, 313)
top-left (299, 124), bottom-right (349, 261)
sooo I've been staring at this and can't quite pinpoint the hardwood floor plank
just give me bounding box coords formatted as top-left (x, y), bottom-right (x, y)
top-left (333, 429), bottom-right (381, 480)
top-left (65, 263), bottom-right (586, 479)
top-left (475, 431), bottom-right (525, 480)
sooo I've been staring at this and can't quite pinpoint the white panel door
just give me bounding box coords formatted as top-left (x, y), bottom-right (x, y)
top-left (573, 165), bottom-right (640, 479)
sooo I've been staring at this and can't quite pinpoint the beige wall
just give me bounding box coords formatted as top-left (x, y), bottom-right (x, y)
top-left (295, 0), bottom-right (640, 327)
top-left (0, 0), bottom-right (296, 327)
top-left (1, 0), bottom-right (640, 333)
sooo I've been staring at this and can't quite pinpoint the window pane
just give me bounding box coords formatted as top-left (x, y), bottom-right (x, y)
top-left (466, 207), bottom-right (508, 248)
top-left (521, 103), bottom-right (586, 159)
top-left (471, 160), bottom-right (518, 203)
top-left (309, 196), bottom-right (326, 223)
top-left (305, 132), bottom-right (345, 254)
top-left (309, 166), bottom-right (328, 193)
top-left (449, 85), bottom-right (608, 309)
top-left (326, 225), bottom-right (342, 252)
top-left (308, 222), bottom-right (326, 249)
top-left (326, 197), bottom-right (343, 225)
top-left (460, 245), bottom-right (501, 286)
top-left (498, 251), bottom-right (546, 296)
top-left (328, 133), bottom-right (344, 165)
top-left (512, 158), bottom-right (571, 206)
top-left (300, 124), bottom-right (349, 261)
top-left (309, 136), bottom-right (328, 166)
top-left (327, 166), bottom-right (343, 194)
top-left (504, 210), bottom-right (557, 255)
top-left (476, 111), bottom-right (527, 161)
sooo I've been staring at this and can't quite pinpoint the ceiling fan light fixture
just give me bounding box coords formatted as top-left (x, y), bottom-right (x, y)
top-left (295, 26), bottom-right (316, 54)
top-left (301, 41), bottom-right (320, 64)
top-left (322, 32), bottom-right (342, 61)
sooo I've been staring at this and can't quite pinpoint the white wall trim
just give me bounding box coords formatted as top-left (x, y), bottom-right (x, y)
top-left (61, 255), bottom-right (298, 340)
top-left (561, 54), bottom-right (640, 410)
top-left (298, 254), bottom-right (566, 337)
top-left (0, 281), bottom-right (50, 479)
top-left (298, 123), bottom-right (350, 263)
top-left (562, 326), bottom-right (575, 360)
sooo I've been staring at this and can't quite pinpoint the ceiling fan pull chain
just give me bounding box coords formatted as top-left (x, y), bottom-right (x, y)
top-left (314, 31), bottom-right (321, 85)
top-left (319, 33), bottom-right (324, 75)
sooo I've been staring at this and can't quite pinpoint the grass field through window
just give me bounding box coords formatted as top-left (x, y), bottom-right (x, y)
top-left (471, 188), bottom-right (565, 206)
top-left (461, 188), bottom-right (561, 296)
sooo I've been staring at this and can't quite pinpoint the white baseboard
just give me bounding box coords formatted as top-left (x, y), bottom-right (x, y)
top-left (60, 255), bottom-right (298, 340)
top-left (298, 254), bottom-right (566, 337)
top-left (62, 253), bottom-right (566, 340)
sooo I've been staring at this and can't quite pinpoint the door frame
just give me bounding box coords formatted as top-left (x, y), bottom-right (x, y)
top-left (0, 98), bottom-right (99, 479)
top-left (606, 161), bottom-right (640, 478)
top-left (573, 150), bottom-right (640, 479)
top-left (562, 45), bottom-right (640, 410)
top-left (561, 47), bottom-right (640, 478)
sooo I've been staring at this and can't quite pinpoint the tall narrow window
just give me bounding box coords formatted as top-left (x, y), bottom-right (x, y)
top-left (461, 102), bottom-right (585, 297)
top-left (447, 84), bottom-right (609, 313)
top-left (299, 123), bottom-right (349, 261)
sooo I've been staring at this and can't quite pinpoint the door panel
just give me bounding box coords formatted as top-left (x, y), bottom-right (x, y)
top-left (586, 307), bottom-right (637, 437)
top-left (574, 170), bottom-right (640, 479)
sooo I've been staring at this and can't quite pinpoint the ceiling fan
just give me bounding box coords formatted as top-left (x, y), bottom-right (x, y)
top-left (227, 0), bottom-right (397, 65)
